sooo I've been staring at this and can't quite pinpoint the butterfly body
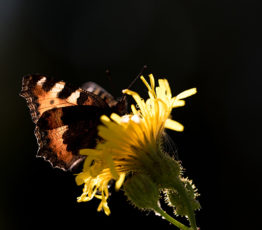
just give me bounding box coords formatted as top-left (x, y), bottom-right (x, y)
top-left (20, 74), bottom-right (126, 171)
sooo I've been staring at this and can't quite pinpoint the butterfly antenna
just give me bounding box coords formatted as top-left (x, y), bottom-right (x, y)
top-left (120, 65), bottom-right (147, 102)
top-left (127, 65), bottom-right (147, 90)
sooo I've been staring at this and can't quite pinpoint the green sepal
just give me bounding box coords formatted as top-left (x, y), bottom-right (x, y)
top-left (165, 178), bottom-right (200, 217)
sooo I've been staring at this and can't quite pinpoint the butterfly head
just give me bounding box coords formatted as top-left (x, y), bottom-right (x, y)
top-left (113, 96), bottom-right (128, 116)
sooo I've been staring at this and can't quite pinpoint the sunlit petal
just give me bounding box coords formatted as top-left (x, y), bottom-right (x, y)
top-left (165, 119), bottom-right (184, 132)
top-left (176, 88), bottom-right (197, 99)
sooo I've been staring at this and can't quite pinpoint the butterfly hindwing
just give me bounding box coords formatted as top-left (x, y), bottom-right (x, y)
top-left (36, 106), bottom-right (110, 170)
top-left (34, 125), bottom-right (83, 171)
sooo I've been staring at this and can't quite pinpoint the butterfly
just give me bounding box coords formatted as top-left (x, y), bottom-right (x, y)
top-left (20, 74), bottom-right (127, 171)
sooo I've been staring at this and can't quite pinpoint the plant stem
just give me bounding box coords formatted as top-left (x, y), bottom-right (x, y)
top-left (154, 206), bottom-right (192, 230)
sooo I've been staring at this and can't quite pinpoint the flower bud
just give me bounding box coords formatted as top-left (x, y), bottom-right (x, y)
top-left (124, 173), bottom-right (159, 211)
top-left (165, 178), bottom-right (200, 217)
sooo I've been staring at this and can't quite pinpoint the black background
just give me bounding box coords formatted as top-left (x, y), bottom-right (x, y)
top-left (0, 1), bottom-right (261, 229)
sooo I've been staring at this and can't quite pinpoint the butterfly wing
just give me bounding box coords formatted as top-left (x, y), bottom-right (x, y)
top-left (82, 81), bottom-right (128, 116)
top-left (20, 74), bottom-right (109, 123)
top-left (35, 106), bottom-right (110, 170)
top-left (20, 74), bottom-right (110, 171)
top-left (81, 81), bottom-right (118, 107)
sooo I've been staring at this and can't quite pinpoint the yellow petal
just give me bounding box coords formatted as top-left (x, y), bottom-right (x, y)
top-left (97, 200), bottom-right (104, 212)
top-left (104, 205), bottom-right (111, 216)
top-left (104, 154), bottom-right (119, 179)
top-left (115, 173), bottom-right (125, 191)
top-left (97, 200), bottom-right (111, 215)
top-left (140, 75), bottom-right (152, 91)
top-left (163, 79), bottom-right (171, 98)
top-left (98, 125), bottom-right (129, 144)
top-left (110, 113), bottom-right (122, 124)
top-left (123, 89), bottom-right (148, 117)
top-left (131, 104), bottom-right (138, 115)
top-left (155, 86), bottom-right (163, 99)
top-left (122, 88), bottom-right (136, 95)
top-left (100, 115), bottom-right (110, 123)
top-left (141, 75), bottom-right (156, 98)
top-left (149, 74), bottom-right (155, 91)
top-left (131, 114), bottom-right (141, 124)
top-left (75, 172), bottom-right (87, 185)
top-left (157, 79), bottom-right (165, 97)
top-left (79, 148), bottom-right (100, 156)
top-left (176, 88), bottom-right (197, 99)
top-left (165, 119), bottom-right (184, 132)
top-left (171, 99), bottom-right (185, 108)
top-left (79, 149), bottom-right (90, 155)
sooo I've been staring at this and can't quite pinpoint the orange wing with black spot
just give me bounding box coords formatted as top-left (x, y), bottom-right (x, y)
top-left (20, 74), bottom-right (108, 123)
top-left (20, 74), bottom-right (114, 171)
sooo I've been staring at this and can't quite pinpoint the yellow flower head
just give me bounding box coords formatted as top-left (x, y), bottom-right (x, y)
top-left (75, 74), bottom-right (197, 215)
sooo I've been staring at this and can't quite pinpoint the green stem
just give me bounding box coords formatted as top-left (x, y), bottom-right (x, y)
top-left (154, 206), bottom-right (192, 230)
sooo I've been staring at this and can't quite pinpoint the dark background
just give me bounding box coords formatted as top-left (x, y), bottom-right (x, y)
top-left (0, 0), bottom-right (261, 229)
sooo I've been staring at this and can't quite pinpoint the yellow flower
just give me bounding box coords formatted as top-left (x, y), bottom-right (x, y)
top-left (75, 74), bottom-right (197, 215)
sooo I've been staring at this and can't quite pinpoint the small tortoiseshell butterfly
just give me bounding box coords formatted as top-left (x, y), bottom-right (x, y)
top-left (20, 74), bottom-right (127, 171)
